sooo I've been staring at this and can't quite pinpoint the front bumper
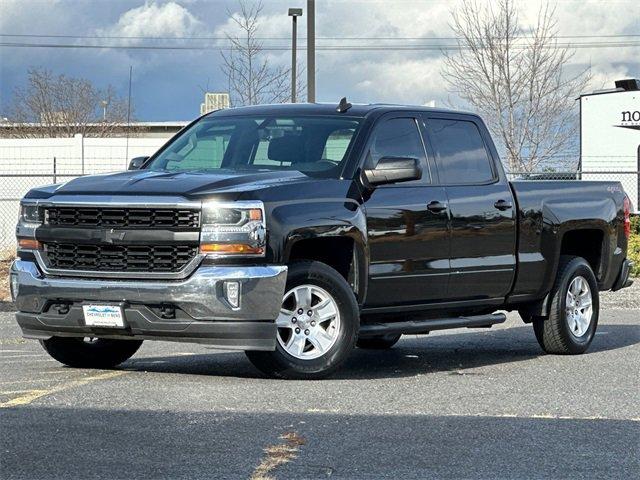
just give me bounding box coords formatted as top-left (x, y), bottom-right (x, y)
top-left (10, 260), bottom-right (287, 351)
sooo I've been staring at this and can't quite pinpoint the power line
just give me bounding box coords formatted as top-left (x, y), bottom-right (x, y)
top-left (1, 41), bottom-right (639, 52)
top-left (1, 33), bottom-right (640, 41)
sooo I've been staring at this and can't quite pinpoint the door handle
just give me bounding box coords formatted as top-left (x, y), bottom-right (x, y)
top-left (427, 201), bottom-right (448, 213)
top-left (494, 199), bottom-right (513, 211)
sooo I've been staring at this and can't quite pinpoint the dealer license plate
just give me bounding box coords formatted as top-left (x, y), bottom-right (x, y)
top-left (82, 305), bottom-right (125, 328)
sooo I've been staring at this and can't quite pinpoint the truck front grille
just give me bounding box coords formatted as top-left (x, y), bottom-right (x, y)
top-left (45, 207), bottom-right (200, 229)
top-left (44, 243), bottom-right (198, 273)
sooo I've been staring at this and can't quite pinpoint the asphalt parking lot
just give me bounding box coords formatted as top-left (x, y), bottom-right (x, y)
top-left (1, 297), bottom-right (638, 479)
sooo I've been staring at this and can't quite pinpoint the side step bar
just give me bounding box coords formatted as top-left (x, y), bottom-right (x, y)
top-left (359, 313), bottom-right (506, 338)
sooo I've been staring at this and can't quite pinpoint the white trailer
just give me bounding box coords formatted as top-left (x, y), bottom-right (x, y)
top-left (580, 79), bottom-right (640, 212)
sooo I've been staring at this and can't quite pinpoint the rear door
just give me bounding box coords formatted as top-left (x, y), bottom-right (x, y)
top-left (424, 114), bottom-right (516, 300)
top-left (363, 113), bottom-right (451, 307)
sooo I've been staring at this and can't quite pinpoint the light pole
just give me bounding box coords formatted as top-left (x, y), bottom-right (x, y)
top-left (306, 0), bottom-right (315, 102)
top-left (101, 99), bottom-right (109, 121)
top-left (288, 8), bottom-right (303, 103)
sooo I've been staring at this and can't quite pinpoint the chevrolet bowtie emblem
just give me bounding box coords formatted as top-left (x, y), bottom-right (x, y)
top-left (104, 229), bottom-right (126, 243)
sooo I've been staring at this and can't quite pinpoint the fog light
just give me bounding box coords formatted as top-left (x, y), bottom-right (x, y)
top-left (223, 281), bottom-right (241, 309)
top-left (10, 274), bottom-right (19, 301)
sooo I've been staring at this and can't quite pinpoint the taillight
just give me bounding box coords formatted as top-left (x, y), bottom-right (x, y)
top-left (623, 196), bottom-right (631, 239)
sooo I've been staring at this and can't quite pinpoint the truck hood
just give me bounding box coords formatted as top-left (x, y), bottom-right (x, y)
top-left (46, 169), bottom-right (314, 198)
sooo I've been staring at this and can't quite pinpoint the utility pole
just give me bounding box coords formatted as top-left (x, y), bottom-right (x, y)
top-left (288, 8), bottom-right (303, 103)
top-left (125, 65), bottom-right (132, 163)
top-left (306, 0), bottom-right (315, 103)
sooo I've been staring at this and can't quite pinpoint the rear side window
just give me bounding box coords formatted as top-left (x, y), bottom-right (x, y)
top-left (428, 119), bottom-right (494, 184)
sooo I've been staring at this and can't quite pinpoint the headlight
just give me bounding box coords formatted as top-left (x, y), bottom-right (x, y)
top-left (200, 201), bottom-right (266, 257)
top-left (20, 203), bottom-right (42, 224)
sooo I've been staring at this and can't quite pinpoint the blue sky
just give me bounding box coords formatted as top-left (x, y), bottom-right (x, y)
top-left (1, 0), bottom-right (638, 121)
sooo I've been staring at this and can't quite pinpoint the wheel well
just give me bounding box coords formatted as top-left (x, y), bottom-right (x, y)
top-left (560, 229), bottom-right (603, 277)
top-left (287, 237), bottom-right (355, 283)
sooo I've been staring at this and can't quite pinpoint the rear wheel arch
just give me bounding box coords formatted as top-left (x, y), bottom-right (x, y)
top-left (521, 226), bottom-right (608, 319)
top-left (558, 228), bottom-right (606, 280)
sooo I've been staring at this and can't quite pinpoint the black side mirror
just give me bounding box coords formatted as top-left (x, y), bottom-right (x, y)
top-left (128, 156), bottom-right (149, 170)
top-left (363, 157), bottom-right (422, 186)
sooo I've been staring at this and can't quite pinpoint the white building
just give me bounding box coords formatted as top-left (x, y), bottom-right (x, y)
top-left (200, 93), bottom-right (230, 114)
top-left (580, 79), bottom-right (640, 212)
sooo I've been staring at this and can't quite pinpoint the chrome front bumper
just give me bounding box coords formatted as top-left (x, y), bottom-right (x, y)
top-left (10, 260), bottom-right (288, 350)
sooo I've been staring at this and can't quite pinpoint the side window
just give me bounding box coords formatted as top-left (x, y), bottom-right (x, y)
top-left (367, 117), bottom-right (429, 183)
top-left (428, 119), bottom-right (494, 184)
top-left (369, 118), bottom-right (426, 165)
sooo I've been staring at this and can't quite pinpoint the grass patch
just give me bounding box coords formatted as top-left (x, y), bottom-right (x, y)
top-left (0, 255), bottom-right (14, 302)
top-left (629, 216), bottom-right (639, 277)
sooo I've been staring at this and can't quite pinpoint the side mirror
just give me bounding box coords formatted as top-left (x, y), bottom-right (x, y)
top-left (128, 156), bottom-right (149, 170)
top-left (363, 157), bottom-right (422, 186)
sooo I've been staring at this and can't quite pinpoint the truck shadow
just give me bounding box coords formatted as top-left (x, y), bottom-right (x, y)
top-left (119, 324), bottom-right (640, 380)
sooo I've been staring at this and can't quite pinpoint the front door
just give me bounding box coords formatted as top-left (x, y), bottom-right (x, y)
top-left (363, 115), bottom-right (451, 307)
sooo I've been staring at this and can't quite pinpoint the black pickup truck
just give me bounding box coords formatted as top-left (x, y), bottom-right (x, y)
top-left (11, 102), bottom-right (634, 379)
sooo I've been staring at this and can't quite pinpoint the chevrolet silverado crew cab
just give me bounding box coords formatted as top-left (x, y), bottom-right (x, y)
top-left (11, 102), bottom-right (634, 379)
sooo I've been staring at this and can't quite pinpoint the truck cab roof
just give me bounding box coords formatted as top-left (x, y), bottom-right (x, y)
top-left (205, 102), bottom-right (476, 119)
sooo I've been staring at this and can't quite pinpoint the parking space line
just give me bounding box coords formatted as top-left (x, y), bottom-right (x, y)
top-left (0, 358), bottom-right (56, 364)
top-left (0, 378), bottom-right (65, 386)
top-left (0, 370), bottom-right (126, 408)
top-left (396, 412), bottom-right (640, 422)
top-left (0, 354), bottom-right (45, 359)
top-left (215, 406), bottom-right (640, 423)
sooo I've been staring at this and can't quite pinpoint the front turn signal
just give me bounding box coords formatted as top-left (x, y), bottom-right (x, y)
top-left (17, 238), bottom-right (42, 250)
top-left (199, 243), bottom-right (264, 255)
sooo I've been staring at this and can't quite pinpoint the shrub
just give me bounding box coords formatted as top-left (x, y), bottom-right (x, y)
top-left (629, 216), bottom-right (640, 277)
top-left (631, 215), bottom-right (640, 235)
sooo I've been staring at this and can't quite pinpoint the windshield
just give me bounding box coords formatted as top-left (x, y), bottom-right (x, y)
top-left (146, 115), bottom-right (362, 178)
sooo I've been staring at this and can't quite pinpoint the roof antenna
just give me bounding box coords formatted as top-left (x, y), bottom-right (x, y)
top-left (336, 97), bottom-right (352, 113)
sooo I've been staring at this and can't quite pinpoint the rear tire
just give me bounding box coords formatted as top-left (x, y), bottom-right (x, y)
top-left (533, 256), bottom-right (599, 354)
top-left (40, 337), bottom-right (143, 368)
top-left (245, 261), bottom-right (359, 379)
top-left (357, 334), bottom-right (401, 350)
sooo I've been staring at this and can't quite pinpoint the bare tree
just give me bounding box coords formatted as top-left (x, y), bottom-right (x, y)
top-left (221, 0), bottom-right (304, 106)
top-left (442, 0), bottom-right (591, 172)
top-left (8, 68), bottom-right (134, 138)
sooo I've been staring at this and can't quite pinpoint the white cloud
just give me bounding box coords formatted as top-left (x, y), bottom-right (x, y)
top-left (101, 1), bottom-right (205, 38)
top-left (310, 0), bottom-right (639, 104)
top-left (2, 0), bottom-right (637, 119)
top-left (348, 57), bottom-right (449, 105)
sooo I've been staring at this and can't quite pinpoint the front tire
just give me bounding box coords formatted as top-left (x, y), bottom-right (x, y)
top-left (533, 256), bottom-right (599, 354)
top-left (245, 261), bottom-right (359, 379)
top-left (40, 337), bottom-right (143, 368)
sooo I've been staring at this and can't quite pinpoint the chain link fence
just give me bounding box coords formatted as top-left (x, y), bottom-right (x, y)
top-left (0, 168), bottom-right (87, 259)
top-left (1, 156), bottom-right (638, 258)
